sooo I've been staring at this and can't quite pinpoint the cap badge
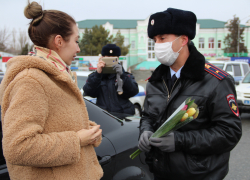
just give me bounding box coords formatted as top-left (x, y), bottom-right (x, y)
top-left (151, 19), bottom-right (154, 25)
top-left (110, 50), bottom-right (113, 53)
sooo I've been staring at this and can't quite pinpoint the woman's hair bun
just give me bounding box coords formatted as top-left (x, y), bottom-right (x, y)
top-left (24, 1), bottom-right (43, 20)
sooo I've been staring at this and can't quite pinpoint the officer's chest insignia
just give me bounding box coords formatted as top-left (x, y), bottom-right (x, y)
top-left (204, 63), bottom-right (229, 80)
top-left (227, 94), bottom-right (239, 117)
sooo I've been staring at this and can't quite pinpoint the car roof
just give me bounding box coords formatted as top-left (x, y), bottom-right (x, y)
top-left (74, 71), bottom-right (93, 76)
top-left (209, 60), bottom-right (249, 65)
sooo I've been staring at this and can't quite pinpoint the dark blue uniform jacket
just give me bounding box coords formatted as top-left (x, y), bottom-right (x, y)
top-left (83, 70), bottom-right (139, 115)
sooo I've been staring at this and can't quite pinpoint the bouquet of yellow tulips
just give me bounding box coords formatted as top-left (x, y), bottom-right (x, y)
top-left (130, 97), bottom-right (199, 160)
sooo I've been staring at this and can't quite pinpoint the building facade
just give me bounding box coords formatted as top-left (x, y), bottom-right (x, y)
top-left (77, 18), bottom-right (250, 67)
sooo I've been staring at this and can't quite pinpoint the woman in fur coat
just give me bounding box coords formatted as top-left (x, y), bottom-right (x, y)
top-left (0, 1), bottom-right (103, 180)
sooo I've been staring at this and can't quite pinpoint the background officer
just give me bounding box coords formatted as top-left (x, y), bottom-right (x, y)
top-left (83, 44), bottom-right (139, 115)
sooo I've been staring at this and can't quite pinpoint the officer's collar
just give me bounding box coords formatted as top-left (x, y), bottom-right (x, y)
top-left (149, 44), bottom-right (205, 82)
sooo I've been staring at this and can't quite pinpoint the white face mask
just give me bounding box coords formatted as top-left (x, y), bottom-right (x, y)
top-left (154, 36), bottom-right (183, 66)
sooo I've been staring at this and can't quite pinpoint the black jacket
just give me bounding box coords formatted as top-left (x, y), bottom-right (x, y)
top-left (83, 71), bottom-right (139, 115)
top-left (140, 44), bottom-right (242, 180)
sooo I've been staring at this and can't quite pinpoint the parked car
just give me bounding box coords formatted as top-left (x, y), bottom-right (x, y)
top-left (0, 73), bottom-right (153, 179)
top-left (208, 60), bottom-right (250, 85)
top-left (76, 71), bottom-right (146, 116)
top-left (236, 71), bottom-right (250, 115)
top-left (71, 59), bottom-right (91, 71)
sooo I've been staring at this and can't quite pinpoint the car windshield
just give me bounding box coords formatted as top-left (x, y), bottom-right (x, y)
top-left (77, 76), bottom-right (88, 89)
top-left (242, 72), bottom-right (250, 83)
top-left (211, 63), bottom-right (224, 70)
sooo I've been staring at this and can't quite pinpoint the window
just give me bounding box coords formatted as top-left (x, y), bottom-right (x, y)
top-left (226, 64), bottom-right (232, 72)
top-left (243, 64), bottom-right (249, 75)
top-left (148, 39), bottom-right (155, 60)
top-left (152, 52), bottom-right (155, 58)
top-left (233, 65), bottom-right (242, 76)
top-left (209, 38), bottom-right (214, 48)
top-left (243, 72), bottom-right (250, 83)
top-left (131, 41), bottom-right (135, 49)
top-left (148, 39), bottom-right (154, 51)
top-left (218, 40), bottom-right (221, 49)
top-left (199, 38), bottom-right (204, 49)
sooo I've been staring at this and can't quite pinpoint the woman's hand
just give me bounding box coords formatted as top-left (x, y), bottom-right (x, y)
top-left (88, 125), bottom-right (102, 145)
top-left (77, 125), bottom-right (102, 147)
top-left (97, 57), bottom-right (106, 74)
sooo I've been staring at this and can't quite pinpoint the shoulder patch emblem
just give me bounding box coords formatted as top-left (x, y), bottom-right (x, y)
top-left (205, 63), bottom-right (229, 80)
top-left (227, 94), bottom-right (239, 117)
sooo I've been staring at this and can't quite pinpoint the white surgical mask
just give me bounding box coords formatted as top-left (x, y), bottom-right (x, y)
top-left (154, 36), bottom-right (183, 66)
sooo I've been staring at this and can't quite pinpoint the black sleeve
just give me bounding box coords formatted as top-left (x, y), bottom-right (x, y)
top-left (119, 72), bottom-right (139, 99)
top-left (175, 77), bottom-right (242, 155)
top-left (139, 83), bottom-right (155, 137)
top-left (83, 72), bottom-right (102, 98)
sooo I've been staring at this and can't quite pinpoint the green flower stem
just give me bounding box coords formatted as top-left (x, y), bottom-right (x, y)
top-left (130, 149), bottom-right (141, 159)
top-left (130, 97), bottom-right (198, 160)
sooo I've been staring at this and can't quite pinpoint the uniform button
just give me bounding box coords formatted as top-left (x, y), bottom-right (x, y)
top-left (155, 159), bottom-right (158, 162)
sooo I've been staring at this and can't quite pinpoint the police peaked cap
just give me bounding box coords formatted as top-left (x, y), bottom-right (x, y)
top-left (148, 8), bottom-right (197, 40)
top-left (101, 44), bottom-right (121, 56)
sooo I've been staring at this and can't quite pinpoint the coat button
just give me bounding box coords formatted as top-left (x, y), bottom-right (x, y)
top-left (155, 159), bottom-right (158, 162)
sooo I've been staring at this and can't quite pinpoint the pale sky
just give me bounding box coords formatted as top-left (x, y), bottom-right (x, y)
top-left (1, 0), bottom-right (250, 31)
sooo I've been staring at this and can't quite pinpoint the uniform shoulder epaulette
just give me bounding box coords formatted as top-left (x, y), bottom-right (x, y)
top-left (145, 76), bottom-right (151, 81)
top-left (204, 63), bottom-right (229, 80)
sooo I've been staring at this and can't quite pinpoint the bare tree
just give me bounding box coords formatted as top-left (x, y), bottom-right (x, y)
top-left (12, 28), bottom-right (17, 51)
top-left (6, 28), bottom-right (20, 55)
top-left (4, 28), bottom-right (31, 55)
top-left (18, 29), bottom-right (29, 51)
top-left (0, 27), bottom-right (11, 51)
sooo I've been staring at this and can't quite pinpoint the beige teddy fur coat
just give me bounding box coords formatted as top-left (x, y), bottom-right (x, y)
top-left (0, 55), bottom-right (103, 180)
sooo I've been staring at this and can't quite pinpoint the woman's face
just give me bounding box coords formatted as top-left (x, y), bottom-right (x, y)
top-left (59, 24), bottom-right (80, 66)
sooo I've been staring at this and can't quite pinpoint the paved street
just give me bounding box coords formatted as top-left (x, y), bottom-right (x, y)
top-left (224, 113), bottom-right (250, 180)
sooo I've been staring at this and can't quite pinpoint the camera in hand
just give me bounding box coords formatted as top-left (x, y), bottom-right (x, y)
top-left (102, 57), bottom-right (118, 74)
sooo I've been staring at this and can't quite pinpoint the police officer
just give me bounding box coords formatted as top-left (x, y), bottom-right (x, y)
top-left (138, 8), bottom-right (242, 180)
top-left (83, 44), bottom-right (139, 115)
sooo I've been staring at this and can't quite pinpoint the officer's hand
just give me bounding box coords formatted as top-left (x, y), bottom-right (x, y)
top-left (149, 132), bottom-right (175, 152)
top-left (97, 57), bottom-right (106, 74)
top-left (113, 64), bottom-right (123, 75)
top-left (138, 131), bottom-right (153, 152)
